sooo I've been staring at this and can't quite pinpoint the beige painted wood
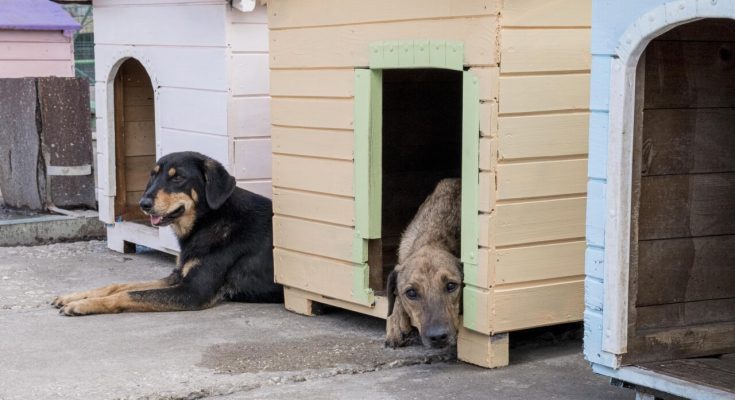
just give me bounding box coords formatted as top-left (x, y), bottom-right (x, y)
top-left (479, 137), bottom-right (498, 172)
top-left (496, 159), bottom-right (587, 200)
top-left (271, 98), bottom-right (353, 130)
top-left (498, 113), bottom-right (588, 160)
top-left (499, 74), bottom-right (589, 114)
top-left (271, 69), bottom-right (355, 98)
top-left (478, 213), bottom-right (496, 250)
top-left (491, 197), bottom-right (586, 247)
top-left (501, 0), bottom-right (591, 27)
top-left (500, 29), bottom-right (590, 73)
top-left (272, 154), bottom-right (353, 197)
top-left (273, 188), bottom-right (354, 226)
top-left (476, 248), bottom-right (496, 289)
top-left (457, 327), bottom-right (509, 368)
top-left (273, 215), bottom-right (355, 262)
top-left (269, 16), bottom-right (498, 69)
top-left (480, 101), bottom-right (498, 137)
top-left (272, 126), bottom-right (353, 161)
top-left (283, 286), bottom-right (315, 316)
top-left (283, 286), bottom-right (388, 319)
top-left (275, 249), bottom-right (357, 303)
top-left (478, 172), bottom-right (496, 213)
top-left (470, 67), bottom-right (499, 101)
top-left (267, 0), bottom-right (499, 29)
top-left (495, 240), bottom-right (584, 285)
top-left (493, 278), bottom-right (584, 332)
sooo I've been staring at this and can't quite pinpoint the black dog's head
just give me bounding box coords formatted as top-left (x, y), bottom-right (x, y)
top-left (139, 151), bottom-right (235, 238)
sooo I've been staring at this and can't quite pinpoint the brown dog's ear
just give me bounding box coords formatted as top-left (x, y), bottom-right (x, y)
top-left (386, 268), bottom-right (399, 316)
top-left (203, 159), bottom-right (236, 209)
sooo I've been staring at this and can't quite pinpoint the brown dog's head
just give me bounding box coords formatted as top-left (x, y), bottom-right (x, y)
top-left (138, 151), bottom-right (235, 238)
top-left (387, 247), bottom-right (462, 348)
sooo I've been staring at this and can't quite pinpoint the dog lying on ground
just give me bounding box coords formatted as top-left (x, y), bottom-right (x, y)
top-left (385, 178), bottom-right (462, 349)
top-left (52, 151), bottom-right (282, 316)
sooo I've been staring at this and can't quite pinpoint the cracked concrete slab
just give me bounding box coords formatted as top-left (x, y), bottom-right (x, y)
top-left (0, 241), bottom-right (634, 400)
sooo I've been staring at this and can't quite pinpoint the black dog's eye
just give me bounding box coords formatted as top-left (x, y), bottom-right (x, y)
top-left (405, 288), bottom-right (418, 300)
top-left (172, 175), bottom-right (186, 183)
top-left (446, 282), bottom-right (459, 293)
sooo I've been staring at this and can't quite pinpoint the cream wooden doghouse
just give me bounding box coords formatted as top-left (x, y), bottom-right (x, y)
top-left (584, 0), bottom-right (735, 398)
top-left (269, 0), bottom-right (591, 368)
top-left (93, 0), bottom-right (271, 253)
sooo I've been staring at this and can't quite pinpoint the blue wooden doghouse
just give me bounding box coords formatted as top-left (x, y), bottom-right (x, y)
top-left (585, 1), bottom-right (735, 399)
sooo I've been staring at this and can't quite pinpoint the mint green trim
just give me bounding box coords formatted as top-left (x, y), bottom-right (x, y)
top-left (462, 287), bottom-right (478, 331)
top-left (461, 71), bottom-right (480, 271)
top-left (370, 40), bottom-right (464, 71)
top-left (461, 71), bottom-right (481, 331)
top-left (354, 69), bottom-right (382, 240)
top-left (351, 68), bottom-right (381, 307)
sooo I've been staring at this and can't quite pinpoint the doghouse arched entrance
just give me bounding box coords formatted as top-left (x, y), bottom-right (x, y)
top-left (112, 58), bottom-right (155, 223)
top-left (625, 18), bottom-right (735, 367)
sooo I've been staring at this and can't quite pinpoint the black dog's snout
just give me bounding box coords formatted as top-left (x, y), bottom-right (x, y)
top-left (139, 197), bottom-right (153, 212)
top-left (426, 327), bottom-right (450, 347)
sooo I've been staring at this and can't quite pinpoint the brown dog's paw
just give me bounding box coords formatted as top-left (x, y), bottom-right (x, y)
top-left (384, 331), bottom-right (411, 349)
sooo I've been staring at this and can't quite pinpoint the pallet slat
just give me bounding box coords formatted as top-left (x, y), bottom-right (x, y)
top-left (270, 16), bottom-right (498, 69)
top-left (498, 113), bottom-right (589, 159)
top-left (272, 154), bottom-right (353, 197)
top-left (496, 158), bottom-right (587, 200)
top-left (273, 188), bottom-right (354, 226)
top-left (273, 216), bottom-right (355, 262)
top-left (500, 29), bottom-right (590, 73)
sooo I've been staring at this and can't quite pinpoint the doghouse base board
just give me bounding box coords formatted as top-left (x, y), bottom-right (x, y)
top-left (592, 356), bottom-right (735, 400)
top-left (106, 221), bottom-right (178, 255)
top-left (283, 286), bottom-right (388, 319)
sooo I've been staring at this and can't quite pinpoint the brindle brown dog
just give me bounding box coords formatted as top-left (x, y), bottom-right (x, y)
top-left (52, 151), bottom-right (282, 316)
top-left (385, 178), bottom-right (462, 349)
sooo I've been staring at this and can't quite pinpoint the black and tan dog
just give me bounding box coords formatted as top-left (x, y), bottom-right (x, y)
top-left (52, 151), bottom-right (282, 316)
top-left (385, 178), bottom-right (462, 349)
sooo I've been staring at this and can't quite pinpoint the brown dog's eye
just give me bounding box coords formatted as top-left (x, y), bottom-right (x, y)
top-left (405, 288), bottom-right (418, 300)
top-left (446, 282), bottom-right (458, 293)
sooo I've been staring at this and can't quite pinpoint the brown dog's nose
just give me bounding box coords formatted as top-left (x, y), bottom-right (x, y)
top-left (426, 327), bottom-right (450, 347)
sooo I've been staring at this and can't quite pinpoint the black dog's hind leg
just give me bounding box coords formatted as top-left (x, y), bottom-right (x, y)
top-left (59, 281), bottom-right (219, 316)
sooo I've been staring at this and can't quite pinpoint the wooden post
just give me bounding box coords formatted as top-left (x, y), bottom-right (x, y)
top-left (283, 286), bottom-right (315, 316)
top-left (457, 325), bottom-right (509, 368)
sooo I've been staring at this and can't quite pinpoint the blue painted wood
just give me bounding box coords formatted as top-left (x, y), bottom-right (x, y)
top-left (588, 112), bottom-right (608, 180)
top-left (591, 0), bottom-right (669, 55)
top-left (584, 309), bottom-right (618, 366)
top-left (585, 246), bottom-right (605, 280)
top-left (585, 180), bottom-right (606, 248)
top-left (585, 277), bottom-right (604, 312)
top-left (589, 55), bottom-right (612, 111)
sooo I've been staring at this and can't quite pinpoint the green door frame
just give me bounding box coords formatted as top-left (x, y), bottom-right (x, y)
top-left (352, 40), bottom-right (480, 311)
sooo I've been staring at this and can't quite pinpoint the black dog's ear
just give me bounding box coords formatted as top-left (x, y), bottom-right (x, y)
top-left (386, 268), bottom-right (399, 317)
top-left (203, 158), bottom-right (236, 209)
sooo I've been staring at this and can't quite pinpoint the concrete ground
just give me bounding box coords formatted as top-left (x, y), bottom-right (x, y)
top-left (0, 241), bottom-right (634, 400)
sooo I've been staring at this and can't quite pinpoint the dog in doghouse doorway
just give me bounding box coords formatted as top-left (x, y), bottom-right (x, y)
top-left (53, 151), bottom-right (282, 316)
top-left (385, 178), bottom-right (462, 349)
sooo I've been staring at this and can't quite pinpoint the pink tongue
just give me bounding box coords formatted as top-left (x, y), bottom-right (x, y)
top-left (150, 215), bottom-right (162, 225)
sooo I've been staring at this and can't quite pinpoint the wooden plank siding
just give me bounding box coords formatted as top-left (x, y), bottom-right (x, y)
top-left (0, 31), bottom-right (74, 78)
top-left (268, 0), bottom-right (590, 334)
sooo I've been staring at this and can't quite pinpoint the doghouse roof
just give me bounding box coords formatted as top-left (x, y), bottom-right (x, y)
top-left (0, 0), bottom-right (81, 33)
